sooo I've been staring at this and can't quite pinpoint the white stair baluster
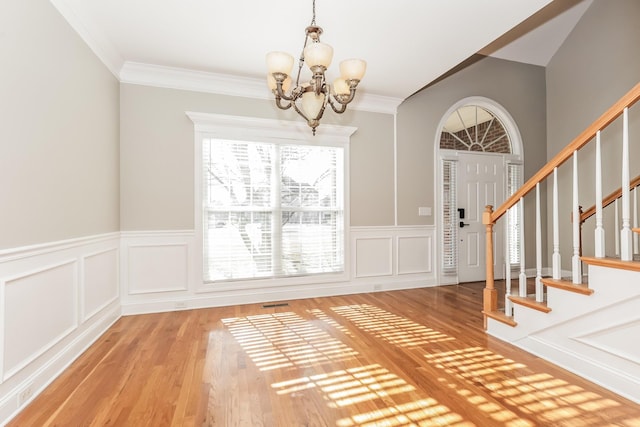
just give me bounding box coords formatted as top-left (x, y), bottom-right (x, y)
top-left (621, 107), bottom-right (633, 261)
top-left (535, 183), bottom-right (543, 302)
top-left (572, 151), bottom-right (582, 284)
top-left (634, 187), bottom-right (638, 256)
top-left (504, 206), bottom-right (512, 316)
top-left (595, 131), bottom-right (605, 258)
top-left (553, 167), bottom-right (561, 279)
top-left (519, 197), bottom-right (527, 297)
top-left (615, 199), bottom-right (620, 257)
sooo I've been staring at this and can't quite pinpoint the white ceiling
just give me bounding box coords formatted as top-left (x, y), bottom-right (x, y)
top-left (50, 0), bottom-right (592, 104)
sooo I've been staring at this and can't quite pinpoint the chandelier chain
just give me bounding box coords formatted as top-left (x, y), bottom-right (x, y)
top-left (310, 0), bottom-right (316, 26)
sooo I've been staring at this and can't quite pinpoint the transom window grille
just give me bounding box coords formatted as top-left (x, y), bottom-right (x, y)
top-left (440, 105), bottom-right (511, 154)
top-left (203, 138), bottom-right (344, 282)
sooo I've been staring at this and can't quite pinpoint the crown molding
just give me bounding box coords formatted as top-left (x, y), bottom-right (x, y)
top-left (120, 62), bottom-right (267, 100)
top-left (50, 0), bottom-right (123, 78)
top-left (120, 62), bottom-right (402, 115)
top-left (50, 0), bottom-right (402, 115)
top-left (186, 112), bottom-right (357, 143)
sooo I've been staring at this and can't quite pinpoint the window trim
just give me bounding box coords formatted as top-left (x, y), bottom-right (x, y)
top-left (187, 112), bottom-right (355, 292)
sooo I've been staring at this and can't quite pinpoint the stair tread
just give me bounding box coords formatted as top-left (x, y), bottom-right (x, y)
top-left (581, 256), bottom-right (640, 272)
top-left (508, 295), bottom-right (552, 313)
top-left (483, 310), bottom-right (517, 327)
top-left (541, 277), bottom-right (594, 295)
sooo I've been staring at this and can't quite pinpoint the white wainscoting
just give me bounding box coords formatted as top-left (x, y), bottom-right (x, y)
top-left (120, 226), bottom-right (438, 315)
top-left (351, 226), bottom-right (437, 290)
top-left (120, 231), bottom-right (196, 314)
top-left (0, 233), bottom-right (120, 425)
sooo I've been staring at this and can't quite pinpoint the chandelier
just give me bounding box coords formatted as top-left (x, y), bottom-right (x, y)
top-left (266, 0), bottom-right (366, 135)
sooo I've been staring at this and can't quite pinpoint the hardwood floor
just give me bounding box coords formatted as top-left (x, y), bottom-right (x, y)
top-left (9, 283), bottom-right (640, 426)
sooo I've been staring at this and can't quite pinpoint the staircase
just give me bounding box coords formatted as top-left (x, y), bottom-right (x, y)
top-left (481, 82), bottom-right (640, 404)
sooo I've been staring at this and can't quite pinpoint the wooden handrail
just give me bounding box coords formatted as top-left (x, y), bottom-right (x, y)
top-left (490, 82), bottom-right (640, 224)
top-left (482, 81), bottom-right (640, 328)
top-left (580, 174), bottom-right (640, 223)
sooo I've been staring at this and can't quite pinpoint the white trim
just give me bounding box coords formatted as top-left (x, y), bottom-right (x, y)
top-left (350, 225), bottom-right (436, 232)
top-left (186, 112), bottom-right (357, 143)
top-left (437, 96), bottom-right (524, 158)
top-left (1, 304), bottom-right (120, 425)
top-left (120, 276), bottom-right (439, 316)
top-left (120, 230), bottom-right (195, 239)
top-left (434, 97), bottom-right (525, 284)
top-left (121, 62), bottom-right (267, 100)
top-left (49, 0), bottom-right (123, 78)
top-left (126, 243), bottom-right (190, 295)
top-left (122, 62), bottom-right (402, 114)
top-left (0, 233), bottom-right (120, 263)
top-left (515, 335), bottom-right (640, 404)
top-left (188, 113), bottom-right (354, 289)
top-left (2, 260), bottom-right (79, 382)
top-left (393, 112), bottom-right (398, 226)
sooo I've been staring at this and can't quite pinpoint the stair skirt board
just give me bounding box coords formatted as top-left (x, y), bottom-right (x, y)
top-left (513, 335), bottom-right (640, 405)
top-left (487, 265), bottom-right (640, 404)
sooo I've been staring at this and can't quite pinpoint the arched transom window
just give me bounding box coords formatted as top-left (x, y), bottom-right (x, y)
top-left (440, 105), bottom-right (511, 154)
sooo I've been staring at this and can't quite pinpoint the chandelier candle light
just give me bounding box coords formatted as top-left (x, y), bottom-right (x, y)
top-left (266, 0), bottom-right (366, 135)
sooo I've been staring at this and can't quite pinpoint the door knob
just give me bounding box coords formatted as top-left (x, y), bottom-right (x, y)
top-left (459, 221), bottom-right (470, 228)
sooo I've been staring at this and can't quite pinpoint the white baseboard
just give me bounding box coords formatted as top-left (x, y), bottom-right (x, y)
top-left (0, 233), bottom-right (121, 427)
top-left (0, 303), bottom-right (120, 425)
top-left (121, 226), bottom-right (439, 315)
top-left (122, 275), bottom-right (440, 315)
top-left (515, 336), bottom-right (640, 404)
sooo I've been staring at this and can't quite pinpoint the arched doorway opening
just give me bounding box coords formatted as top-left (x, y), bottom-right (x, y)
top-left (435, 97), bottom-right (523, 284)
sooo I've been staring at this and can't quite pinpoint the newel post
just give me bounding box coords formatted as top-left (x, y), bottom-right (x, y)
top-left (482, 205), bottom-right (497, 328)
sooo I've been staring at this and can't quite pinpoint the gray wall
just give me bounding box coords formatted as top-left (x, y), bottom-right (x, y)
top-left (546, 0), bottom-right (640, 265)
top-left (396, 56), bottom-right (547, 228)
top-left (0, 0), bottom-right (120, 249)
top-left (119, 84), bottom-right (395, 230)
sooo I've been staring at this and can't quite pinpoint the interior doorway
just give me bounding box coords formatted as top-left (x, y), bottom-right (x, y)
top-left (436, 98), bottom-right (523, 284)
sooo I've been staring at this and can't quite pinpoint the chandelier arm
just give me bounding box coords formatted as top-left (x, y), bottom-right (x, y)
top-left (291, 100), bottom-right (311, 122)
top-left (331, 88), bottom-right (357, 106)
top-left (274, 96), bottom-right (293, 110)
top-left (271, 75), bottom-right (296, 101)
top-left (327, 96), bottom-right (347, 114)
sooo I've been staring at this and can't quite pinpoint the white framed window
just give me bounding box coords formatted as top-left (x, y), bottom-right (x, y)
top-left (187, 113), bottom-right (355, 287)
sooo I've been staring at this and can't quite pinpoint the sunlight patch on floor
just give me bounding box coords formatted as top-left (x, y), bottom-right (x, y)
top-left (331, 304), bottom-right (455, 347)
top-left (336, 398), bottom-right (475, 427)
top-left (425, 347), bottom-right (628, 426)
top-left (271, 364), bottom-right (415, 407)
top-left (222, 312), bottom-right (358, 371)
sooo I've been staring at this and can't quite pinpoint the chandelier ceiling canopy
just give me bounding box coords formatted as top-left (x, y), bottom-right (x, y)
top-left (266, 0), bottom-right (366, 135)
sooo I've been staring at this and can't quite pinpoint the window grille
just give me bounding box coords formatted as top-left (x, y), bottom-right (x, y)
top-left (442, 159), bottom-right (458, 273)
top-left (202, 138), bottom-right (344, 281)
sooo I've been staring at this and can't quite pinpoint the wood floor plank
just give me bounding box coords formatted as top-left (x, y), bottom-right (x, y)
top-left (8, 283), bottom-right (640, 426)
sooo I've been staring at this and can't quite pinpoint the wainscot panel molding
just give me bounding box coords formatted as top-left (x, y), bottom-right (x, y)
top-left (120, 227), bottom-right (438, 315)
top-left (350, 226), bottom-right (438, 290)
top-left (0, 233), bottom-right (120, 426)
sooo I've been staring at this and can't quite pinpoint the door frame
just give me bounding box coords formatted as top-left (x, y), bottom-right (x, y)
top-left (434, 97), bottom-right (523, 285)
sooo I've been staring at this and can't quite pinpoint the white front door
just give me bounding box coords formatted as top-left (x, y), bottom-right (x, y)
top-left (458, 153), bottom-right (505, 283)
